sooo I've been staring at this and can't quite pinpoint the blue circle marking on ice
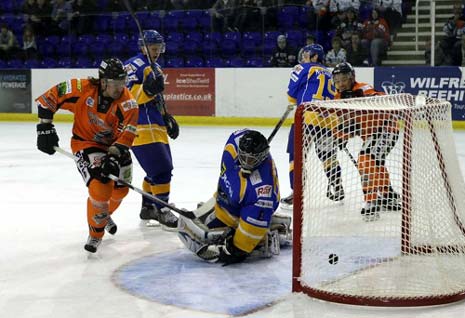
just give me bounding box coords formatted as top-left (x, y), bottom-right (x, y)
top-left (113, 248), bottom-right (292, 316)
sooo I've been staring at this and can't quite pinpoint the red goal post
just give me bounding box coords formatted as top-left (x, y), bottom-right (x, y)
top-left (292, 93), bottom-right (465, 306)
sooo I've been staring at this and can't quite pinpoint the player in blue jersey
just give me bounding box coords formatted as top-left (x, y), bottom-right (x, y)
top-left (177, 129), bottom-right (291, 265)
top-left (281, 44), bottom-right (344, 207)
top-left (124, 30), bottom-right (179, 228)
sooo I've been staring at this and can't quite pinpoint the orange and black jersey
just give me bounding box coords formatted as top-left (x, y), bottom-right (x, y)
top-left (35, 78), bottom-right (139, 153)
top-left (334, 81), bottom-right (398, 140)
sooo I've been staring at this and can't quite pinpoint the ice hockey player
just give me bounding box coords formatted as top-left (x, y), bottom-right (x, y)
top-left (332, 62), bottom-right (401, 221)
top-left (177, 129), bottom-right (292, 265)
top-left (282, 43), bottom-right (342, 208)
top-left (36, 58), bottom-right (138, 253)
top-left (124, 29), bottom-right (179, 228)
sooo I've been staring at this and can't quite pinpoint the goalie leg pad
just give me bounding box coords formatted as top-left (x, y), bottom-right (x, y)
top-left (252, 230), bottom-right (281, 258)
top-left (270, 213), bottom-right (292, 246)
top-left (177, 216), bottom-right (228, 261)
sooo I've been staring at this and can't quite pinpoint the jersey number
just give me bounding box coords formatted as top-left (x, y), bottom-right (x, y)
top-left (312, 74), bottom-right (335, 100)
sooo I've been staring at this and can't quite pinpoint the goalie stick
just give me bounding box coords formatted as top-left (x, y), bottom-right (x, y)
top-left (53, 146), bottom-right (196, 220)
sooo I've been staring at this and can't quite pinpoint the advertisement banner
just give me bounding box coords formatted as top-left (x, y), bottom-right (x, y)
top-left (374, 67), bottom-right (465, 120)
top-left (0, 70), bottom-right (31, 113)
top-left (163, 68), bottom-right (215, 116)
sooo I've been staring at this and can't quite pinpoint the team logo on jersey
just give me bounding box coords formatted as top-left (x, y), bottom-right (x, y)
top-left (121, 99), bottom-right (138, 111)
top-left (293, 64), bottom-right (303, 74)
top-left (254, 199), bottom-right (273, 209)
top-left (57, 80), bottom-right (72, 97)
top-left (249, 170), bottom-right (262, 185)
top-left (86, 97), bottom-right (94, 107)
top-left (256, 185), bottom-right (272, 198)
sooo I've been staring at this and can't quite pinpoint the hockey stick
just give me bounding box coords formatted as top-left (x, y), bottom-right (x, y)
top-left (122, 0), bottom-right (172, 124)
top-left (267, 104), bottom-right (295, 143)
top-left (53, 146), bottom-right (196, 219)
top-left (342, 146), bottom-right (358, 168)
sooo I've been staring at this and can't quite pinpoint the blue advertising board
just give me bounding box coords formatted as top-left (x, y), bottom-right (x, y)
top-left (374, 67), bottom-right (465, 121)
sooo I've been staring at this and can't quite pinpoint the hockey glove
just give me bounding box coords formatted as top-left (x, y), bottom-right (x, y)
top-left (217, 233), bottom-right (249, 266)
top-left (163, 113), bottom-right (179, 139)
top-left (37, 123), bottom-right (59, 155)
top-left (340, 89), bottom-right (364, 99)
top-left (143, 70), bottom-right (164, 97)
top-left (100, 155), bottom-right (120, 183)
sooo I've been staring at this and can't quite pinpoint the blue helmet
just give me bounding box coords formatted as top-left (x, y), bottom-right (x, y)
top-left (138, 30), bottom-right (165, 53)
top-left (302, 44), bottom-right (325, 63)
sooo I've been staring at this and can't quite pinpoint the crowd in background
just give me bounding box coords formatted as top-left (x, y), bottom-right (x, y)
top-left (0, 0), bottom-right (463, 68)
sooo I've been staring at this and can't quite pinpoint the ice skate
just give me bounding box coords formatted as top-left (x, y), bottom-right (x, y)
top-left (84, 235), bottom-right (102, 253)
top-left (361, 201), bottom-right (381, 222)
top-left (105, 216), bottom-right (117, 235)
top-left (156, 207), bottom-right (179, 228)
top-left (139, 204), bottom-right (158, 220)
top-left (326, 180), bottom-right (345, 201)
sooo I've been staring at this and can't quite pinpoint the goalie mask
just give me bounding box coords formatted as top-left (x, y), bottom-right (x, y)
top-left (238, 130), bottom-right (270, 173)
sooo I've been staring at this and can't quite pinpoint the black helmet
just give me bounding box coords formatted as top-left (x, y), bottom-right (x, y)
top-left (332, 62), bottom-right (355, 77)
top-left (238, 130), bottom-right (270, 172)
top-left (98, 58), bottom-right (126, 80)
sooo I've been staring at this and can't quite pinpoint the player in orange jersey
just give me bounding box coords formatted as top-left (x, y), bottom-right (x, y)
top-left (36, 58), bottom-right (139, 252)
top-left (332, 62), bottom-right (400, 221)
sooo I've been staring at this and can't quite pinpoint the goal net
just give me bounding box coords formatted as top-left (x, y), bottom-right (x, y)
top-left (292, 94), bottom-right (465, 306)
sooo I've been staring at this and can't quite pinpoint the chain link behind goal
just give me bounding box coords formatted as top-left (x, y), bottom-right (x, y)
top-left (292, 94), bottom-right (465, 306)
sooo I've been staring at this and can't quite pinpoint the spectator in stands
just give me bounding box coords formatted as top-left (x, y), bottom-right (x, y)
top-left (211, 0), bottom-right (238, 33)
top-left (23, 0), bottom-right (52, 36)
top-left (437, 5), bottom-right (465, 66)
top-left (373, 0), bottom-right (402, 40)
top-left (297, 34), bottom-right (316, 63)
top-left (325, 36), bottom-right (346, 67)
top-left (51, 0), bottom-right (78, 35)
top-left (270, 35), bottom-right (297, 67)
top-left (306, 0), bottom-right (332, 32)
top-left (22, 0), bottom-right (37, 24)
top-left (361, 9), bottom-right (390, 66)
top-left (72, 0), bottom-right (97, 35)
top-left (329, 0), bottom-right (360, 13)
top-left (0, 24), bottom-right (19, 60)
top-left (347, 32), bottom-right (368, 66)
top-left (337, 7), bottom-right (363, 50)
top-left (20, 25), bottom-right (38, 60)
top-left (233, 0), bottom-right (261, 32)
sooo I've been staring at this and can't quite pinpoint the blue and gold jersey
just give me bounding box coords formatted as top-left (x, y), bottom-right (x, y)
top-left (124, 54), bottom-right (167, 146)
top-left (214, 129), bottom-right (280, 253)
top-left (287, 62), bottom-right (335, 105)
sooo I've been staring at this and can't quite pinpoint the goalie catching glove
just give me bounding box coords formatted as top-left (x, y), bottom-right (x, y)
top-left (37, 123), bottom-right (59, 155)
top-left (163, 113), bottom-right (179, 139)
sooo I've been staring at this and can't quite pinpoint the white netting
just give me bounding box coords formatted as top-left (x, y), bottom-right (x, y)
top-left (294, 94), bottom-right (465, 305)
